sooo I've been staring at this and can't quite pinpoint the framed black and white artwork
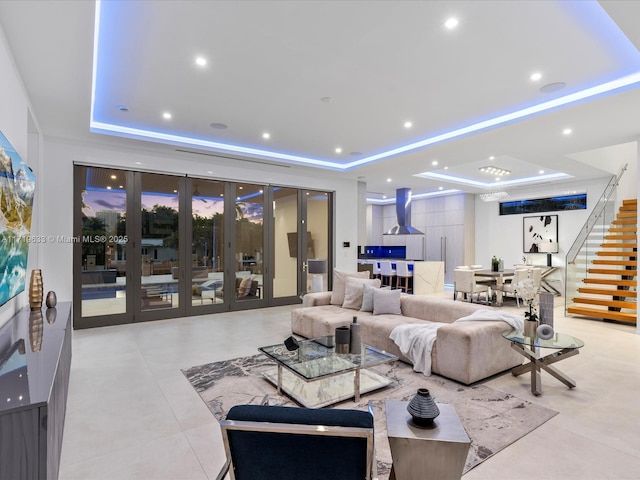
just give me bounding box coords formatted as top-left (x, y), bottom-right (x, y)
top-left (523, 215), bottom-right (558, 253)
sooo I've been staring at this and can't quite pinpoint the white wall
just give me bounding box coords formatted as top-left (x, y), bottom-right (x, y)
top-left (474, 177), bottom-right (614, 270)
top-left (40, 137), bottom-right (360, 303)
top-left (0, 24), bottom-right (40, 327)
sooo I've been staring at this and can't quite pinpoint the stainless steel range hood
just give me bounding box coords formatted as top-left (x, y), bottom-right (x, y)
top-left (384, 188), bottom-right (424, 235)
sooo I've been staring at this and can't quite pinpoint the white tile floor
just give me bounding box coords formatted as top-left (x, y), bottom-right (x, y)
top-left (59, 292), bottom-right (640, 480)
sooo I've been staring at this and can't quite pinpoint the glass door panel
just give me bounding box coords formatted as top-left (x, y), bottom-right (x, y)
top-left (190, 179), bottom-right (225, 307)
top-left (139, 173), bottom-right (181, 312)
top-left (304, 190), bottom-right (332, 294)
top-left (233, 183), bottom-right (264, 304)
top-left (79, 167), bottom-right (128, 318)
top-left (272, 187), bottom-right (298, 299)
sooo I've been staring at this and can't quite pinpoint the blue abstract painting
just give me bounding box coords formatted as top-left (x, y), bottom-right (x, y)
top-left (0, 131), bottom-right (36, 306)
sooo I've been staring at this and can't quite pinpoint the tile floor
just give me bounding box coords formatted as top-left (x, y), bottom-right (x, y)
top-left (59, 292), bottom-right (640, 479)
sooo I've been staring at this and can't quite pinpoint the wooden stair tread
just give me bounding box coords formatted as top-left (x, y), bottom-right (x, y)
top-left (622, 199), bottom-right (637, 205)
top-left (600, 243), bottom-right (637, 249)
top-left (596, 251), bottom-right (637, 257)
top-left (567, 306), bottom-right (637, 323)
top-left (572, 297), bottom-right (637, 309)
top-left (587, 268), bottom-right (637, 276)
top-left (583, 277), bottom-right (636, 286)
top-left (578, 286), bottom-right (637, 297)
top-left (605, 234), bottom-right (636, 240)
top-left (592, 259), bottom-right (637, 266)
top-left (612, 220), bottom-right (637, 226)
top-left (604, 227), bottom-right (636, 235)
top-left (616, 212), bottom-right (637, 218)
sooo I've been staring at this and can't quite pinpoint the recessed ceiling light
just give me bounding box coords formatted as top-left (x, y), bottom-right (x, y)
top-left (489, 156), bottom-right (495, 160)
top-left (135, 162), bottom-right (142, 165)
top-left (387, 178), bottom-right (392, 182)
top-left (530, 72), bottom-right (542, 81)
top-left (539, 170), bottom-right (545, 174)
top-left (540, 82), bottom-right (566, 93)
top-left (162, 112), bottom-right (172, 119)
top-left (195, 56), bottom-right (207, 66)
top-left (239, 186), bottom-right (243, 190)
top-left (495, 177), bottom-right (500, 181)
top-left (432, 160), bottom-right (438, 166)
top-left (404, 121), bottom-right (413, 128)
top-left (119, 185), bottom-right (123, 189)
top-left (563, 128), bottom-right (572, 135)
top-left (438, 186), bottom-right (443, 190)
top-left (444, 17), bottom-right (459, 29)
top-left (173, 189), bottom-right (178, 193)
top-left (262, 132), bottom-right (271, 139)
top-left (110, 174), bottom-right (116, 179)
top-left (106, 186), bottom-right (112, 190)
top-left (335, 147), bottom-right (342, 154)
top-left (444, 166), bottom-right (449, 170)
top-left (210, 123), bottom-right (228, 130)
top-left (382, 195), bottom-right (387, 199)
top-left (207, 170), bottom-right (213, 174)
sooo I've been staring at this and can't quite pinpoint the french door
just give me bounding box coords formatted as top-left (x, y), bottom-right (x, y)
top-left (73, 166), bottom-right (332, 328)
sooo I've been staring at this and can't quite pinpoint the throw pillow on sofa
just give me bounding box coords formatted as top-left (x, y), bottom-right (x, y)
top-left (330, 270), bottom-right (370, 306)
top-left (342, 277), bottom-right (381, 310)
top-left (360, 283), bottom-right (391, 312)
top-left (373, 287), bottom-right (402, 315)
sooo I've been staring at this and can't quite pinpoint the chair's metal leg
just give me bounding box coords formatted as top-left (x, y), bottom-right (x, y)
top-left (215, 460), bottom-right (231, 480)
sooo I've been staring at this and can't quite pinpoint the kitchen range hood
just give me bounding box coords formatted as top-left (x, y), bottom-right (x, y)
top-left (384, 188), bottom-right (424, 235)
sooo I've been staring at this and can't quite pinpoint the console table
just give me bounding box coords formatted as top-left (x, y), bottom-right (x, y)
top-left (0, 302), bottom-right (72, 480)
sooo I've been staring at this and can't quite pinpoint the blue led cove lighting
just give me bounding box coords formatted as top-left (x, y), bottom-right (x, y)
top-left (91, 1), bottom-right (640, 171)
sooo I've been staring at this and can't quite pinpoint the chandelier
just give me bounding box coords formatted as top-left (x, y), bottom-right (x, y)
top-left (479, 191), bottom-right (510, 202)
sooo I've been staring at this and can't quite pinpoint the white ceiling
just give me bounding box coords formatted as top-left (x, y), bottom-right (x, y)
top-left (1, 1), bottom-right (640, 202)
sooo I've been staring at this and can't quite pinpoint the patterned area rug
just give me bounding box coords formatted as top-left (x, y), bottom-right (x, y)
top-left (183, 354), bottom-right (557, 478)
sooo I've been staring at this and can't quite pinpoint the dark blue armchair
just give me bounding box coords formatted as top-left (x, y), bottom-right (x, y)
top-left (216, 404), bottom-right (376, 480)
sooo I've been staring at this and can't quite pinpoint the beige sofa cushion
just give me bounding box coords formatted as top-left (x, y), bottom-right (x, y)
top-left (373, 288), bottom-right (402, 315)
top-left (342, 277), bottom-right (381, 309)
top-left (330, 270), bottom-right (370, 306)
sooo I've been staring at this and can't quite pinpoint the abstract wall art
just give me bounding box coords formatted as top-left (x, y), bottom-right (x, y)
top-left (523, 215), bottom-right (558, 253)
top-left (0, 131), bottom-right (36, 306)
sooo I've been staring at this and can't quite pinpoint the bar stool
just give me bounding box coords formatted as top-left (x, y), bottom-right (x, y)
top-left (379, 261), bottom-right (396, 287)
top-left (371, 260), bottom-right (381, 280)
top-left (395, 261), bottom-right (413, 293)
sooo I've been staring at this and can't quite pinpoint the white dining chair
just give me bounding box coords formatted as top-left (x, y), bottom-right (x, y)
top-left (395, 261), bottom-right (413, 293)
top-left (379, 261), bottom-right (396, 287)
top-left (501, 268), bottom-right (530, 307)
top-left (453, 268), bottom-right (491, 305)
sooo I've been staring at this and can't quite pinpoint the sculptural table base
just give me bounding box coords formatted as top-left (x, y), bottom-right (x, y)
top-left (509, 342), bottom-right (580, 396)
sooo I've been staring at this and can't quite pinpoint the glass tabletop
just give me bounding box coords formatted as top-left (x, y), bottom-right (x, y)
top-left (259, 336), bottom-right (397, 381)
top-left (502, 328), bottom-right (585, 349)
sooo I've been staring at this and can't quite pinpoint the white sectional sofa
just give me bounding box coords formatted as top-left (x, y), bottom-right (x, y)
top-left (291, 289), bottom-right (523, 385)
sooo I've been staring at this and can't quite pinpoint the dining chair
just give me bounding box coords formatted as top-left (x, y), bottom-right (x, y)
top-left (453, 268), bottom-right (491, 305)
top-left (395, 261), bottom-right (413, 293)
top-left (379, 260), bottom-right (396, 287)
top-left (500, 268), bottom-right (530, 307)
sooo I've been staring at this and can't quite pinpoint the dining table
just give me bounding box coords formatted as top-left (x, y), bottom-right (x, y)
top-left (472, 269), bottom-right (515, 306)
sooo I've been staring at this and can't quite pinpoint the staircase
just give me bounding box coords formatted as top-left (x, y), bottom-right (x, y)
top-left (567, 199), bottom-right (637, 324)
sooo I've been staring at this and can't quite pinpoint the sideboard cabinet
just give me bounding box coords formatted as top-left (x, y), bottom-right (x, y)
top-left (0, 302), bottom-right (72, 480)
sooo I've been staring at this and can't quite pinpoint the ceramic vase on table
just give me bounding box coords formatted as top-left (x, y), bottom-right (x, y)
top-left (335, 326), bottom-right (350, 354)
top-left (407, 388), bottom-right (440, 428)
top-left (29, 269), bottom-right (44, 310)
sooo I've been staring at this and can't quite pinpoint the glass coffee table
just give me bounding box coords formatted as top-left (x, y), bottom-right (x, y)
top-left (259, 336), bottom-right (398, 408)
top-left (502, 329), bottom-right (584, 396)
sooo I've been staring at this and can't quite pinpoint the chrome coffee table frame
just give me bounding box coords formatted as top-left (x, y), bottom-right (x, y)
top-left (259, 336), bottom-right (398, 408)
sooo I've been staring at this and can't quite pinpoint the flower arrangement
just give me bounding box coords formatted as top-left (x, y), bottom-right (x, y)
top-left (515, 278), bottom-right (538, 322)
